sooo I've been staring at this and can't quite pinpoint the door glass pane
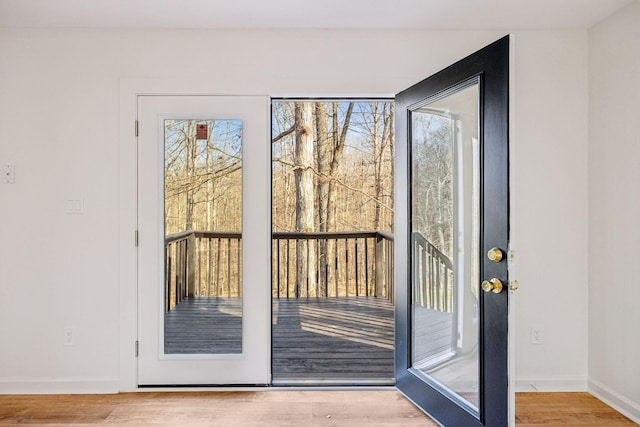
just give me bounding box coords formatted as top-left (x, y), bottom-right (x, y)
top-left (163, 119), bottom-right (243, 355)
top-left (411, 81), bottom-right (480, 412)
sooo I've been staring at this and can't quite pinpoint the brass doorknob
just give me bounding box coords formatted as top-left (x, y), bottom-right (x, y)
top-left (482, 278), bottom-right (503, 294)
top-left (487, 247), bottom-right (504, 262)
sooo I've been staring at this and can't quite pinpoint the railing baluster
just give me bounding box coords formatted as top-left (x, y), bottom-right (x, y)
top-left (388, 240), bottom-right (393, 303)
top-left (237, 239), bottom-right (241, 298)
top-left (355, 238), bottom-right (360, 297)
top-left (175, 242), bottom-right (180, 309)
top-left (421, 242), bottom-right (427, 307)
top-left (305, 238), bottom-right (309, 298)
top-left (334, 238), bottom-right (339, 297)
top-left (324, 241), bottom-right (329, 298)
top-left (207, 238), bottom-right (212, 297)
top-left (165, 245), bottom-right (170, 312)
top-left (227, 238), bottom-right (231, 298)
top-left (180, 239), bottom-right (184, 303)
top-left (197, 238), bottom-right (202, 297)
top-left (286, 239), bottom-right (290, 299)
top-left (345, 238), bottom-right (350, 296)
top-left (276, 239), bottom-right (281, 298)
top-left (216, 238), bottom-right (222, 297)
top-left (317, 238), bottom-right (322, 297)
top-left (364, 237), bottom-right (369, 296)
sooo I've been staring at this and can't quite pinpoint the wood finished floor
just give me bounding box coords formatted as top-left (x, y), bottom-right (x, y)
top-left (0, 392), bottom-right (636, 426)
top-left (516, 392), bottom-right (638, 426)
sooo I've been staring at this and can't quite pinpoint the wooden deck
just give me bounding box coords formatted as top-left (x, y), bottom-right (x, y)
top-left (412, 306), bottom-right (455, 363)
top-left (272, 297), bottom-right (394, 384)
top-left (164, 297), bottom-right (395, 383)
top-left (164, 297), bottom-right (243, 354)
top-left (164, 297), bottom-right (454, 385)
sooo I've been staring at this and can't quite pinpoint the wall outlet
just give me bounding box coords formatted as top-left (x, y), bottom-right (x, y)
top-left (530, 325), bottom-right (544, 345)
top-left (1, 164), bottom-right (15, 184)
top-left (63, 327), bottom-right (75, 346)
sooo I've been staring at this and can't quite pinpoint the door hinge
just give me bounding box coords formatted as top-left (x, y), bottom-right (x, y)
top-left (135, 230), bottom-right (139, 247)
top-left (135, 340), bottom-right (139, 357)
top-left (135, 120), bottom-right (139, 137)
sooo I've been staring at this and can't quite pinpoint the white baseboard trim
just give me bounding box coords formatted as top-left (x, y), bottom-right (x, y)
top-left (0, 378), bottom-right (119, 394)
top-left (515, 376), bottom-right (588, 392)
top-left (589, 378), bottom-right (640, 424)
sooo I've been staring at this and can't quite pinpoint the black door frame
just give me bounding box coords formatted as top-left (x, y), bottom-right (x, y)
top-left (395, 36), bottom-right (510, 426)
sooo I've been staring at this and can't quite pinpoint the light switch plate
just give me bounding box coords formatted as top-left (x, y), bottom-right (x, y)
top-left (65, 199), bottom-right (84, 214)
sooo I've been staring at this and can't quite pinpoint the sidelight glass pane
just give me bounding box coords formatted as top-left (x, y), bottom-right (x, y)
top-left (163, 119), bottom-right (243, 355)
top-left (410, 81), bottom-right (480, 412)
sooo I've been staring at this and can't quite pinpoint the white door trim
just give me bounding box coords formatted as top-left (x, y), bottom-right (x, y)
top-left (118, 79), bottom-right (270, 391)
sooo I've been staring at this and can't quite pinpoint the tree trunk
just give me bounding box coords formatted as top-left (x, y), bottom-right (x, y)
top-left (315, 103), bottom-right (330, 296)
top-left (185, 121), bottom-right (196, 231)
top-left (326, 102), bottom-right (354, 230)
top-left (294, 102), bottom-right (316, 296)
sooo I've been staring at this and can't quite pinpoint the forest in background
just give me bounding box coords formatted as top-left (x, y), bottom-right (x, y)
top-left (161, 102), bottom-right (454, 298)
top-left (271, 100), bottom-right (394, 235)
top-left (162, 101), bottom-right (396, 237)
top-left (164, 118), bottom-right (243, 235)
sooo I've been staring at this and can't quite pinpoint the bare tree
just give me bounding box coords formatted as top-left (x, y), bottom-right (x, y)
top-left (294, 102), bottom-right (316, 296)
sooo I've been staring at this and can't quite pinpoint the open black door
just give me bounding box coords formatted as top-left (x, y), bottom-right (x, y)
top-left (395, 36), bottom-right (509, 426)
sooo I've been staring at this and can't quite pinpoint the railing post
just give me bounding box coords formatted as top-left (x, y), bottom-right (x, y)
top-left (187, 232), bottom-right (197, 298)
top-left (375, 233), bottom-right (384, 298)
top-left (165, 247), bottom-right (171, 312)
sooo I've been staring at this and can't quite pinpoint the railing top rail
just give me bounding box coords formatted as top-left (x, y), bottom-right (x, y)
top-left (272, 231), bottom-right (394, 240)
top-left (166, 230), bottom-right (395, 244)
top-left (376, 230), bottom-right (395, 241)
top-left (165, 230), bottom-right (193, 243)
top-left (193, 231), bottom-right (242, 239)
top-left (165, 230), bottom-right (242, 243)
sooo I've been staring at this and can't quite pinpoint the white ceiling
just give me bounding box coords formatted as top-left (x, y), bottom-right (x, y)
top-left (0, 0), bottom-right (633, 30)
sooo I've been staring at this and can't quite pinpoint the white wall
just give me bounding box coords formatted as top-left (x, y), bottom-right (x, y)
top-left (510, 31), bottom-right (590, 391)
top-left (588, 1), bottom-right (640, 422)
top-left (0, 28), bottom-right (589, 392)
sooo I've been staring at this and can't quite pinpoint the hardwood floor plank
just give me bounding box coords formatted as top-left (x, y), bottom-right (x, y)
top-left (515, 392), bottom-right (637, 426)
top-left (0, 391), bottom-right (429, 426)
top-left (0, 392), bottom-right (636, 426)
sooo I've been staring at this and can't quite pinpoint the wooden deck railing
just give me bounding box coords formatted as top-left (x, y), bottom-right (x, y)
top-left (412, 232), bottom-right (454, 312)
top-left (272, 231), bottom-right (394, 300)
top-left (165, 231), bottom-right (242, 311)
top-left (164, 230), bottom-right (394, 312)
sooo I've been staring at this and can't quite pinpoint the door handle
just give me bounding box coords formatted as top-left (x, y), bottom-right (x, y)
top-left (481, 278), bottom-right (503, 294)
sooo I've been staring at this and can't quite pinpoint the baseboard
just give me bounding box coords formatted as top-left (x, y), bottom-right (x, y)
top-left (589, 378), bottom-right (640, 424)
top-left (0, 378), bottom-right (119, 394)
top-left (515, 376), bottom-right (588, 392)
